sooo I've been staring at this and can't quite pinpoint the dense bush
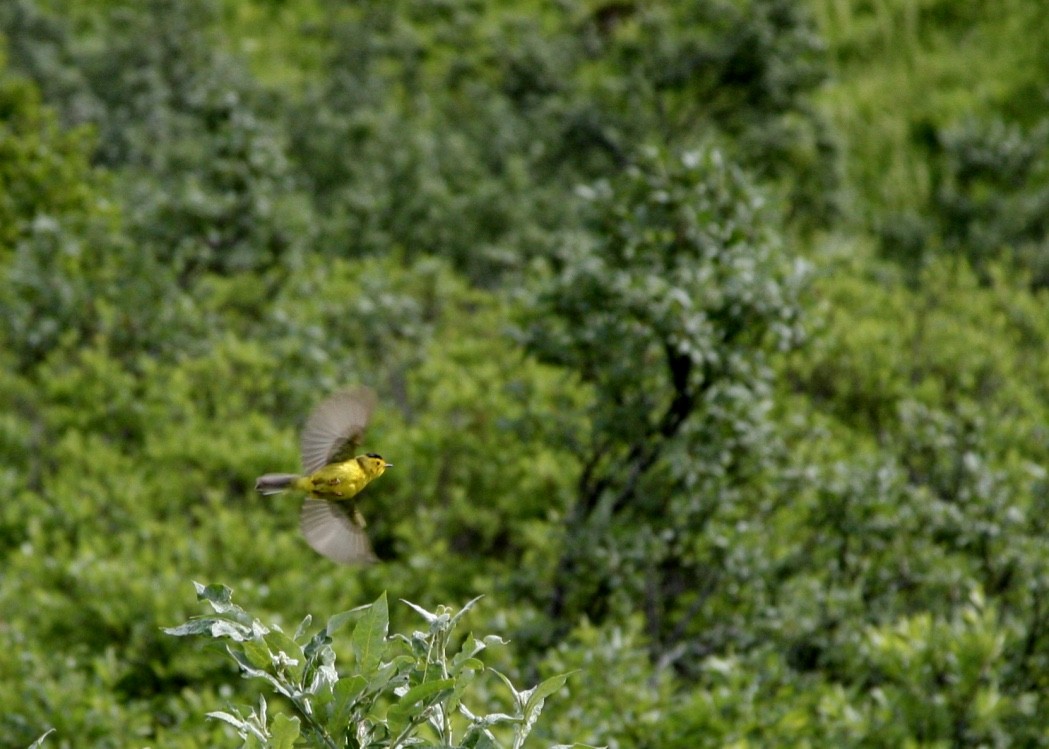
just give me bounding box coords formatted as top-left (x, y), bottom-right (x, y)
top-left (880, 117), bottom-right (1049, 284)
top-left (165, 584), bottom-right (574, 749)
top-left (520, 145), bottom-right (804, 659)
top-left (3, 0), bottom-right (1049, 746)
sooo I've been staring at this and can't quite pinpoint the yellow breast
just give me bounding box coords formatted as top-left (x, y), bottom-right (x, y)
top-left (295, 460), bottom-right (372, 501)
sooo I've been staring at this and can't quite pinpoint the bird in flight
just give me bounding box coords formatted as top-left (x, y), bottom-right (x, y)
top-left (255, 386), bottom-right (391, 564)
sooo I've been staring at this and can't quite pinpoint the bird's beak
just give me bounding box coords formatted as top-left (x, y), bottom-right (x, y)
top-left (384, 462), bottom-right (393, 468)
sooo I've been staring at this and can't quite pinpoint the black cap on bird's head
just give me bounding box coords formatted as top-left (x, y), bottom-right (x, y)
top-left (363, 452), bottom-right (393, 468)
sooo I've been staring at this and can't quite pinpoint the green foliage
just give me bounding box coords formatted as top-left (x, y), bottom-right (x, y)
top-left (0, 56), bottom-right (98, 253)
top-left (27, 729), bottom-right (56, 749)
top-left (3, 0), bottom-right (312, 282)
top-left (520, 145), bottom-right (804, 653)
top-left (166, 583), bottom-right (576, 749)
top-left (0, 51), bottom-right (140, 367)
top-left (278, 0), bottom-right (837, 281)
top-left (4, 0), bottom-right (1049, 746)
top-left (881, 117), bottom-right (1049, 284)
top-left (810, 0), bottom-right (1049, 281)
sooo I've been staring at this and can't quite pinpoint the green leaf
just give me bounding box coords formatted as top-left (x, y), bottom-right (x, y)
top-left (489, 668), bottom-right (525, 709)
top-left (241, 638), bottom-right (272, 670)
top-left (206, 711), bottom-right (247, 730)
top-left (270, 714), bottom-right (300, 749)
top-left (352, 592), bottom-right (389, 674)
top-left (210, 620), bottom-right (256, 642)
top-left (446, 667), bottom-right (480, 715)
top-left (451, 633), bottom-right (498, 676)
top-left (523, 672), bottom-right (575, 722)
top-left (400, 598), bottom-right (439, 624)
top-left (265, 629), bottom-right (306, 681)
top-left (330, 674), bottom-right (367, 726)
top-left (164, 617), bottom-right (253, 641)
top-left (163, 619), bottom-right (217, 638)
top-left (27, 729), bottom-right (55, 749)
top-left (460, 707), bottom-right (520, 728)
top-left (449, 595), bottom-right (485, 629)
top-left (228, 650), bottom-right (288, 696)
top-left (326, 600), bottom-right (376, 637)
top-left (462, 730), bottom-right (498, 749)
top-left (303, 628), bottom-right (332, 661)
top-left (514, 672), bottom-right (576, 749)
top-left (396, 678), bottom-right (456, 709)
top-left (194, 582), bottom-right (239, 614)
top-left (454, 657), bottom-right (484, 675)
top-left (293, 614), bottom-right (313, 643)
top-left (366, 654), bottom-right (414, 693)
top-left (386, 678), bottom-right (455, 731)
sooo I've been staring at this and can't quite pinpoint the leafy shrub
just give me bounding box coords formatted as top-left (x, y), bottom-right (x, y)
top-left (519, 145), bottom-right (804, 657)
top-left (166, 583), bottom-right (578, 749)
top-left (881, 117), bottom-right (1049, 284)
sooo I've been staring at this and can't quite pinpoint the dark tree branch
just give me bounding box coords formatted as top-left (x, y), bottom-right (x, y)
top-left (549, 342), bottom-right (703, 622)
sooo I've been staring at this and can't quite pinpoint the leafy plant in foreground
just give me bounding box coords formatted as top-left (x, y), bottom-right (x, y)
top-left (166, 583), bottom-right (579, 749)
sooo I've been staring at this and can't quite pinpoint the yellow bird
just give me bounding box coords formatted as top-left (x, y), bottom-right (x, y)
top-left (255, 386), bottom-right (391, 565)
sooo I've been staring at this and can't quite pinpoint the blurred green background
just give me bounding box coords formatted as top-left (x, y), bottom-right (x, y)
top-left (3, 0), bottom-right (1049, 745)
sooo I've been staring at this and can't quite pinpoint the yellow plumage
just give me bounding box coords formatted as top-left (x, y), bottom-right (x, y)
top-left (254, 386), bottom-right (391, 565)
top-left (289, 455), bottom-right (387, 499)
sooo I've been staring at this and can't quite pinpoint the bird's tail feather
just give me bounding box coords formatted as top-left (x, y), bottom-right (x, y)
top-left (255, 473), bottom-right (300, 495)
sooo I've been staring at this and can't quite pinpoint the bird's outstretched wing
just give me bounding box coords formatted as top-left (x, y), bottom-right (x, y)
top-left (300, 499), bottom-right (378, 565)
top-left (299, 386), bottom-right (377, 474)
